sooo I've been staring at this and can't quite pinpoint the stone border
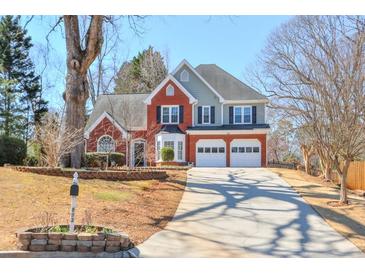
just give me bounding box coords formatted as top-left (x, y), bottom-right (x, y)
top-left (16, 227), bottom-right (133, 253)
top-left (11, 166), bottom-right (167, 181)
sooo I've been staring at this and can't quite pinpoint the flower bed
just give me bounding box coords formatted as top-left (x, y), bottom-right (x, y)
top-left (11, 166), bottom-right (167, 181)
top-left (16, 225), bottom-right (132, 253)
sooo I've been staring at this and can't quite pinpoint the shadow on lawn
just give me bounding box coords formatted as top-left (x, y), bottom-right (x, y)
top-left (138, 169), bottom-right (363, 257)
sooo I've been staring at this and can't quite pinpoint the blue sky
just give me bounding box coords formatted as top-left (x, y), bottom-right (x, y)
top-left (24, 16), bottom-right (291, 108)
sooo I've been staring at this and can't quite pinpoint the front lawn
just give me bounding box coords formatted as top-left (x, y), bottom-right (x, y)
top-left (270, 168), bottom-right (365, 253)
top-left (0, 167), bottom-right (186, 250)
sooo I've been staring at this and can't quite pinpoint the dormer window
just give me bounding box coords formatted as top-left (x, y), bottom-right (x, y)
top-left (166, 84), bottom-right (174, 96)
top-left (180, 69), bottom-right (189, 82)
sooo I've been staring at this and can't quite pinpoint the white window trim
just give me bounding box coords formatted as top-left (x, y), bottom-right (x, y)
top-left (166, 84), bottom-right (174, 96)
top-left (202, 105), bottom-right (211, 124)
top-left (131, 138), bottom-right (146, 167)
top-left (180, 69), bottom-right (189, 82)
top-left (155, 133), bottom-right (185, 162)
top-left (233, 106), bottom-right (252, 124)
top-left (161, 105), bottom-right (179, 124)
top-left (97, 135), bottom-right (115, 153)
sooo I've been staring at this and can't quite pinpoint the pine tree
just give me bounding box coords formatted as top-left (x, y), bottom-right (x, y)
top-left (0, 15), bottom-right (47, 140)
top-left (114, 46), bottom-right (168, 94)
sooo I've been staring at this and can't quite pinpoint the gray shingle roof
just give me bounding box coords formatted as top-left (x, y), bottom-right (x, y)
top-left (195, 64), bottom-right (268, 101)
top-left (85, 93), bottom-right (149, 131)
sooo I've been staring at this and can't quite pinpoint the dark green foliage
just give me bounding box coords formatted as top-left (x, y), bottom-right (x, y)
top-left (0, 135), bottom-right (26, 165)
top-left (23, 155), bottom-right (39, 166)
top-left (0, 16), bottom-right (48, 140)
top-left (161, 147), bottom-right (174, 162)
top-left (114, 46), bottom-right (167, 94)
top-left (85, 152), bottom-right (125, 168)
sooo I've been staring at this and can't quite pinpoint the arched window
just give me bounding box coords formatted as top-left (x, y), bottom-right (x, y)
top-left (97, 135), bottom-right (115, 152)
top-left (180, 69), bottom-right (189, 82)
top-left (166, 84), bottom-right (174, 96)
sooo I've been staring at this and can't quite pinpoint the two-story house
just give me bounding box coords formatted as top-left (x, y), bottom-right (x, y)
top-left (84, 59), bottom-right (270, 167)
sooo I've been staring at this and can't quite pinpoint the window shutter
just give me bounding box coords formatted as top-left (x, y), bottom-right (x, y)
top-left (179, 105), bottom-right (184, 123)
top-left (210, 106), bottom-right (215, 124)
top-left (198, 106), bottom-right (202, 124)
top-left (229, 106), bottom-right (233, 124)
top-left (156, 106), bottom-right (161, 124)
top-left (252, 106), bottom-right (257, 124)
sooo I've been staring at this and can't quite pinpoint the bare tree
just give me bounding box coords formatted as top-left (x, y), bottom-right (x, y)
top-left (36, 110), bottom-right (83, 168)
top-left (253, 16), bottom-right (365, 204)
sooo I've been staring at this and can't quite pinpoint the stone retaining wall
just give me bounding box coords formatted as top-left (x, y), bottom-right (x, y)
top-left (12, 166), bottom-right (167, 181)
top-left (16, 230), bottom-right (132, 253)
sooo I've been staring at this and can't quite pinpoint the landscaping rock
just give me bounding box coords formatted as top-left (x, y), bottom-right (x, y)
top-left (92, 233), bottom-right (105, 241)
top-left (77, 240), bottom-right (92, 247)
top-left (17, 243), bottom-right (29, 251)
top-left (105, 245), bottom-right (120, 253)
top-left (48, 233), bottom-right (63, 240)
top-left (17, 232), bottom-right (32, 240)
top-left (31, 239), bottom-right (47, 245)
top-left (77, 233), bottom-right (93, 241)
top-left (77, 246), bottom-right (90, 252)
top-left (31, 232), bottom-right (48, 240)
top-left (48, 239), bottom-right (61, 245)
top-left (61, 240), bottom-right (77, 246)
top-left (46, 245), bottom-right (59, 251)
top-left (91, 246), bottom-right (104, 253)
top-left (19, 239), bottom-right (31, 246)
top-left (61, 245), bottom-right (75, 252)
top-left (92, 240), bottom-right (106, 247)
top-left (119, 232), bottom-right (130, 248)
top-left (29, 244), bottom-right (46, 252)
top-left (106, 233), bottom-right (122, 241)
top-left (63, 233), bottom-right (78, 240)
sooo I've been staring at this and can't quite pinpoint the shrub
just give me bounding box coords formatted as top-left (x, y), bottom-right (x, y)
top-left (161, 147), bottom-right (174, 162)
top-left (23, 155), bottom-right (39, 166)
top-left (109, 152), bottom-right (124, 167)
top-left (85, 152), bottom-right (125, 168)
top-left (0, 135), bottom-right (27, 165)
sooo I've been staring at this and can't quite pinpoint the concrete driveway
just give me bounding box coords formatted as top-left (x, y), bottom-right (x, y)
top-left (131, 168), bottom-right (363, 257)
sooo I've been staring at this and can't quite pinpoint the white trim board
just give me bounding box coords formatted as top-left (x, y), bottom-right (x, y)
top-left (172, 59), bottom-right (225, 103)
top-left (84, 111), bottom-right (127, 139)
top-left (143, 74), bottom-right (198, 105)
top-left (186, 128), bottom-right (270, 135)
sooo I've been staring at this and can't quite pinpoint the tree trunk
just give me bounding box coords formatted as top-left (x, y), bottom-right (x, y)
top-left (64, 73), bottom-right (89, 168)
top-left (324, 161), bottom-right (332, 181)
top-left (63, 15), bottom-right (103, 168)
top-left (338, 159), bottom-right (351, 204)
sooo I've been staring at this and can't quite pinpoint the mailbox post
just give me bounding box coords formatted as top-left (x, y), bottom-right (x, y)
top-left (69, 172), bottom-right (79, 233)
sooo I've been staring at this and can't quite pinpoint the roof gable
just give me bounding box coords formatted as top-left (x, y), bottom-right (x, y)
top-left (143, 74), bottom-right (197, 105)
top-left (172, 59), bottom-right (224, 103)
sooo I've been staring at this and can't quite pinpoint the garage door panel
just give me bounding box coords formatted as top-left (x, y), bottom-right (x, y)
top-left (196, 139), bottom-right (226, 167)
top-left (230, 139), bottom-right (261, 167)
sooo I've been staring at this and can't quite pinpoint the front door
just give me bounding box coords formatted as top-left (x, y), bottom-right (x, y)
top-left (134, 142), bottom-right (145, 167)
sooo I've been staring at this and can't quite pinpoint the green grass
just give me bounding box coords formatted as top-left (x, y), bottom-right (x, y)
top-left (94, 190), bottom-right (133, 202)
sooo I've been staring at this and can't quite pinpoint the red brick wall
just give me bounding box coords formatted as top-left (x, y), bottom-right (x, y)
top-left (146, 79), bottom-right (193, 163)
top-left (86, 117), bottom-right (126, 153)
top-left (187, 134), bottom-right (267, 167)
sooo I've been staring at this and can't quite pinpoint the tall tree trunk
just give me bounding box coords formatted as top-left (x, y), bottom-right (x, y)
top-left (64, 73), bottom-right (89, 168)
top-left (63, 15), bottom-right (103, 168)
top-left (335, 158), bottom-right (350, 204)
top-left (301, 144), bottom-right (313, 175)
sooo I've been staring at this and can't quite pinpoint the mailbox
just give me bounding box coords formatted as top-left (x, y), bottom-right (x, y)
top-left (70, 184), bottom-right (79, 196)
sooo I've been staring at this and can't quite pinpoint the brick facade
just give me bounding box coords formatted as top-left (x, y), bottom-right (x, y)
top-left (146, 79), bottom-right (193, 163)
top-left (187, 134), bottom-right (267, 167)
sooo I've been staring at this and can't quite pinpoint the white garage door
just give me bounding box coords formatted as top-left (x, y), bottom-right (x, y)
top-left (196, 139), bottom-right (226, 167)
top-left (230, 139), bottom-right (261, 167)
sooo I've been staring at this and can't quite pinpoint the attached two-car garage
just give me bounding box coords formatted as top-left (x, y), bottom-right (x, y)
top-left (195, 138), bottom-right (261, 167)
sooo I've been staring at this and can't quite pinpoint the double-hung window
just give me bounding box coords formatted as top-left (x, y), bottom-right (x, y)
top-left (202, 106), bottom-right (210, 124)
top-left (233, 106), bottom-right (252, 124)
top-left (161, 106), bottom-right (179, 124)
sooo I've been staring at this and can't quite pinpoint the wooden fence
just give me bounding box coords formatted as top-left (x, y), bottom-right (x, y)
top-left (345, 161), bottom-right (365, 190)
